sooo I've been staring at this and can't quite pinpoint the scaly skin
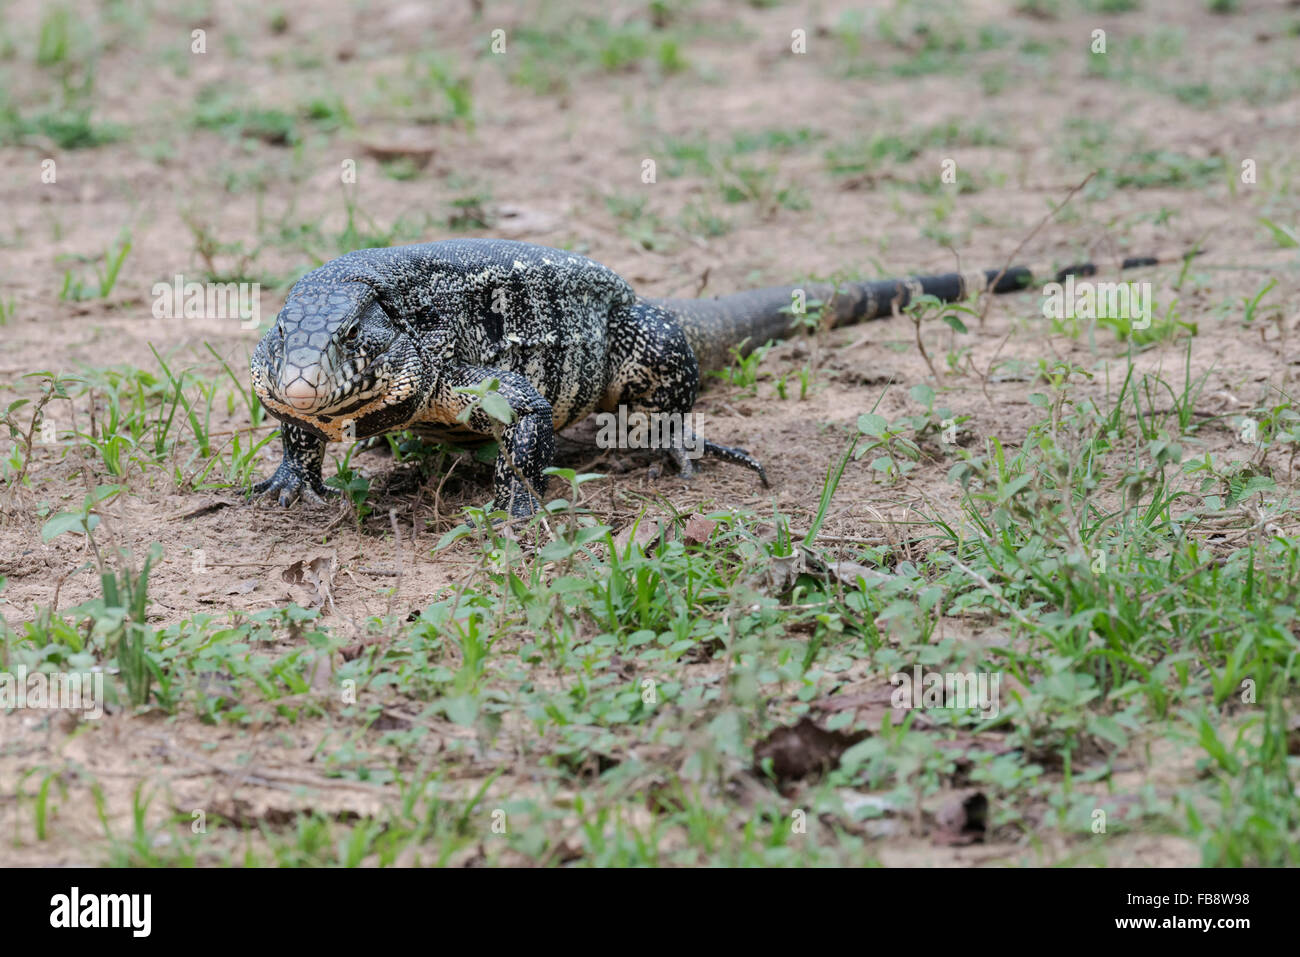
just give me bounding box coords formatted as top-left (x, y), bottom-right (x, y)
top-left (249, 239), bottom-right (1165, 517)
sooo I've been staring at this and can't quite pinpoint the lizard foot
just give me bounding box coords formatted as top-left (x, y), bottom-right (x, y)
top-left (251, 462), bottom-right (338, 507)
top-left (701, 440), bottom-right (770, 489)
top-left (490, 488), bottom-right (543, 523)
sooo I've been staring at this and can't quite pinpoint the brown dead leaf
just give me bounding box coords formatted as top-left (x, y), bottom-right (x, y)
top-left (683, 515), bottom-right (717, 546)
top-left (281, 555), bottom-right (338, 613)
top-left (614, 517), bottom-right (662, 555)
top-left (812, 683), bottom-right (899, 727)
top-left (495, 203), bottom-right (560, 237)
top-left (361, 141), bottom-right (436, 167)
top-left (742, 550), bottom-right (805, 595)
top-left (753, 716), bottom-right (868, 785)
top-left (370, 709), bottom-right (412, 732)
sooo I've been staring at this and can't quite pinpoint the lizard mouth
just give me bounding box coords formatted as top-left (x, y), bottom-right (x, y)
top-left (312, 375), bottom-right (380, 415)
top-left (326, 393), bottom-right (378, 417)
top-left (260, 369), bottom-right (422, 442)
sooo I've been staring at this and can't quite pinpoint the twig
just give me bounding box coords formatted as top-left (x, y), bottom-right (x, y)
top-left (977, 170), bottom-right (1096, 328)
top-left (384, 508), bottom-right (404, 632)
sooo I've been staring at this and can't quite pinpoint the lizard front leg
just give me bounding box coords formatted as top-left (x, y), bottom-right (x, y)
top-left (251, 423), bottom-right (337, 506)
top-left (437, 368), bottom-right (556, 520)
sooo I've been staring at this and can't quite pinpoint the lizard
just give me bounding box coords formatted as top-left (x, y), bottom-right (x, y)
top-left (248, 239), bottom-right (1167, 518)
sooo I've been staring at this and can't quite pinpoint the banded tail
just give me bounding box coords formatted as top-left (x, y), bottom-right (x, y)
top-left (651, 255), bottom-right (1172, 372)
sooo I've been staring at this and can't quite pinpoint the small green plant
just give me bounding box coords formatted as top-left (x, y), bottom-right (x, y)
top-left (1241, 279), bottom-right (1279, 334)
top-left (713, 341), bottom-right (773, 392)
top-left (1258, 218), bottom-right (1298, 249)
top-left (328, 442), bottom-right (373, 521)
top-left (36, 7), bottom-right (71, 67)
top-left (855, 410), bottom-right (920, 482)
top-left (98, 543), bottom-right (163, 707)
top-left (447, 193), bottom-right (491, 231)
top-left (57, 233), bottom-right (132, 301)
top-left (2, 371), bottom-right (78, 490)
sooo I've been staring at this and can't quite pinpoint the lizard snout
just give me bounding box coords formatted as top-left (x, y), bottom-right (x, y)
top-left (280, 365), bottom-right (327, 411)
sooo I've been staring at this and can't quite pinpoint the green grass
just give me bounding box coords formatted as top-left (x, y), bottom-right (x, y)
top-left (825, 122), bottom-right (1005, 177)
top-left (1096, 151), bottom-right (1229, 192)
top-left (0, 78), bottom-right (124, 150)
top-left (501, 15), bottom-right (692, 94)
top-left (192, 90), bottom-right (301, 146)
top-left (829, 4), bottom-right (1009, 79)
top-left (6, 345), bottom-right (1298, 864)
top-left (652, 128), bottom-right (820, 217)
top-left (0, 5), bottom-right (124, 149)
top-left (1083, 22), bottom-right (1300, 107)
top-left (661, 127), bottom-right (823, 178)
top-left (365, 53), bottom-right (474, 127)
top-left (56, 233), bottom-right (132, 302)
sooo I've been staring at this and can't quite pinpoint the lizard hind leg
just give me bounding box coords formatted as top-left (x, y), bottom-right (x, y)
top-left (603, 301), bottom-right (702, 482)
top-left (603, 300), bottom-right (770, 489)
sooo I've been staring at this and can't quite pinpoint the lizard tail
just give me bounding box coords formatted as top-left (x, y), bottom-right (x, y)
top-left (650, 254), bottom-right (1181, 372)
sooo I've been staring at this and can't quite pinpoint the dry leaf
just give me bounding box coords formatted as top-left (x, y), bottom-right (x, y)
top-left (370, 709), bottom-right (412, 732)
top-left (281, 554), bottom-right (338, 613)
top-left (753, 716), bottom-right (868, 785)
top-left (362, 141), bottom-right (436, 167)
top-left (495, 203), bottom-right (560, 237)
top-left (614, 518), bottom-right (662, 555)
top-left (683, 515), bottom-right (717, 546)
top-left (742, 551), bottom-right (806, 595)
top-left (822, 560), bottom-right (891, 588)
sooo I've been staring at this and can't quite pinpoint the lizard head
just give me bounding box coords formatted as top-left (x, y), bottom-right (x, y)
top-left (250, 280), bottom-right (429, 441)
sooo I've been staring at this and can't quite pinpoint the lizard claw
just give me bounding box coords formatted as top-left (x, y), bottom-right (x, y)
top-left (701, 440), bottom-right (770, 488)
top-left (250, 462), bottom-right (338, 507)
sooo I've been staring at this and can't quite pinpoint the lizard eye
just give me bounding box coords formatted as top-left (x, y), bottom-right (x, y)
top-left (343, 323), bottom-right (360, 342)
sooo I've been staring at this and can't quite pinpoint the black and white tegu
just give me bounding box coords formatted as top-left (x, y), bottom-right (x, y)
top-left (249, 239), bottom-right (1163, 517)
